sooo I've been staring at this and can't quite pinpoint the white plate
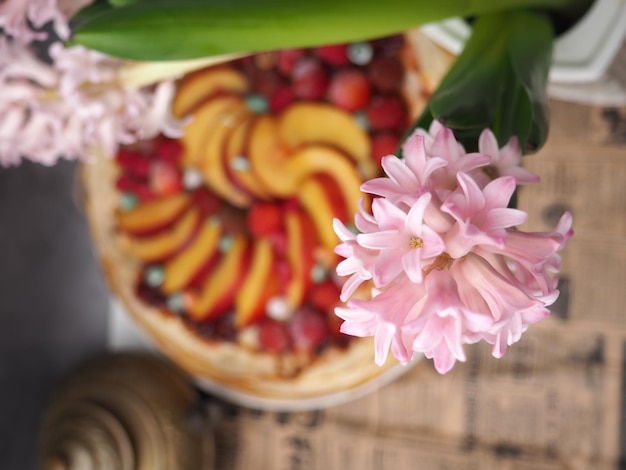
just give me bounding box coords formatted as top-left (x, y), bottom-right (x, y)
top-left (421, 0), bottom-right (626, 83)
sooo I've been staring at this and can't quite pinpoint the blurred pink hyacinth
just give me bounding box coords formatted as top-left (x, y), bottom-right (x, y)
top-left (0, 0), bottom-right (184, 166)
top-left (334, 123), bottom-right (573, 374)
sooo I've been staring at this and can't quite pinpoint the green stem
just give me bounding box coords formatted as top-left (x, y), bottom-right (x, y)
top-left (71, 0), bottom-right (591, 61)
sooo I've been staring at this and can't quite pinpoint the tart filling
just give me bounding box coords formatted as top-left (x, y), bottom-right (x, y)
top-left (84, 31), bottom-right (453, 399)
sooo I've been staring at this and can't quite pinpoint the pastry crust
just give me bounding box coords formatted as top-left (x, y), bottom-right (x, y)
top-left (82, 30), bottom-right (453, 403)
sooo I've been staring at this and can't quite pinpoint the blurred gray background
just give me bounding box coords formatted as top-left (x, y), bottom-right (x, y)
top-left (0, 161), bottom-right (110, 470)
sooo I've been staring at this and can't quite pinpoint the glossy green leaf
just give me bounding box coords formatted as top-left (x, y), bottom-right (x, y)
top-left (70, 0), bottom-right (113, 28)
top-left (508, 11), bottom-right (553, 151)
top-left (427, 14), bottom-right (511, 132)
top-left (70, 0), bottom-right (574, 61)
top-left (403, 9), bottom-right (553, 153)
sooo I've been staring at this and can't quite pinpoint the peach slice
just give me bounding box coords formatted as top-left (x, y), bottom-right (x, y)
top-left (124, 208), bottom-right (199, 263)
top-left (278, 103), bottom-right (375, 177)
top-left (297, 179), bottom-right (344, 254)
top-left (116, 193), bottom-right (190, 235)
top-left (173, 66), bottom-right (249, 118)
top-left (224, 115), bottom-right (272, 200)
top-left (198, 97), bottom-right (252, 207)
top-left (180, 95), bottom-right (245, 168)
top-left (250, 138), bottom-right (363, 209)
top-left (234, 238), bottom-right (280, 328)
top-left (188, 235), bottom-right (248, 321)
top-left (284, 209), bottom-right (318, 308)
top-left (161, 218), bottom-right (222, 294)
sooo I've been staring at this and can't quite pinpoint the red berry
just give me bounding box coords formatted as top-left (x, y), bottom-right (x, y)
top-left (116, 175), bottom-right (139, 192)
top-left (327, 69), bottom-right (371, 112)
top-left (368, 56), bottom-right (404, 93)
top-left (288, 307), bottom-right (329, 351)
top-left (115, 148), bottom-right (150, 178)
top-left (278, 48), bottom-right (306, 75)
top-left (366, 95), bottom-right (407, 131)
top-left (371, 132), bottom-right (401, 165)
top-left (309, 281), bottom-right (342, 312)
top-left (268, 231), bottom-right (288, 258)
top-left (192, 188), bottom-right (222, 216)
top-left (372, 35), bottom-right (404, 56)
top-left (149, 161), bottom-right (182, 196)
top-left (292, 58), bottom-right (329, 100)
top-left (116, 148), bottom-right (144, 169)
top-left (135, 184), bottom-right (155, 201)
top-left (246, 202), bottom-right (284, 237)
top-left (275, 261), bottom-right (292, 286)
top-left (154, 137), bottom-right (183, 166)
top-left (258, 319), bottom-right (291, 353)
top-left (270, 85), bottom-right (295, 113)
top-left (315, 44), bottom-right (348, 66)
top-left (251, 68), bottom-right (284, 96)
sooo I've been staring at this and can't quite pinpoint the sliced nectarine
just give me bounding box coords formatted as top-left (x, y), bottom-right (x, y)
top-left (250, 141), bottom-right (364, 209)
top-left (297, 179), bottom-right (343, 254)
top-left (116, 193), bottom-right (190, 235)
top-left (125, 208), bottom-right (200, 263)
top-left (188, 235), bottom-right (248, 321)
top-left (284, 209), bottom-right (318, 308)
top-left (161, 218), bottom-right (222, 294)
top-left (247, 115), bottom-right (294, 193)
top-left (224, 115), bottom-right (272, 199)
top-left (234, 238), bottom-right (280, 328)
top-left (278, 103), bottom-right (374, 175)
top-left (198, 97), bottom-right (252, 207)
top-left (180, 95), bottom-right (245, 168)
top-left (173, 66), bottom-right (249, 118)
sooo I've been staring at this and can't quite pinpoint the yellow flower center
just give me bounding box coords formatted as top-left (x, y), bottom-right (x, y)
top-left (410, 237), bottom-right (424, 249)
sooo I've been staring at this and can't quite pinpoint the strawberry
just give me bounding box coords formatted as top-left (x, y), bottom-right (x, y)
top-left (315, 44), bottom-right (348, 66)
top-left (371, 132), bottom-right (401, 165)
top-left (246, 201), bottom-right (284, 237)
top-left (309, 281), bottom-right (342, 312)
top-left (278, 48), bottom-right (307, 75)
top-left (366, 95), bottom-right (407, 131)
top-left (288, 307), bottom-right (329, 352)
top-left (192, 188), bottom-right (222, 216)
top-left (368, 56), bottom-right (404, 93)
top-left (292, 57), bottom-right (329, 100)
top-left (149, 161), bottom-right (182, 196)
top-left (154, 137), bottom-right (183, 166)
top-left (327, 68), bottom-right (371, 112)
top-left (116, 175), bottom-right (140, 192)
top-left (258, 319), bottom-right (291, 353)
top-left (270, 85), bottom-right (295, 113)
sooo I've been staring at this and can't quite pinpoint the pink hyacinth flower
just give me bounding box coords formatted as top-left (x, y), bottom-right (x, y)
top-left (334, 123), bottom-right (572, 374)
top-left (338, 278), bottom-right (427, 366)
top-left (357, 193), bottom-right (445, 285)
top-left (361, 133), bottom-right (447, 206)
top-left (478, 128), bottom-right (540, 185)
top-left (407, 270), bottom-right (493, 373)
top-left (441, 173), bottom-right (528, 258)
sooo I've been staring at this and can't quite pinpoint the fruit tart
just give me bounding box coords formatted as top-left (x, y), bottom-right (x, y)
top-left (83, 30), bottom-right (454, 406)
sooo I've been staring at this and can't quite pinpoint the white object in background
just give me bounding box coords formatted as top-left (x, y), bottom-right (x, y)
top-left (421, 0), bottom-right (626, 84)
top-left (108, 297), bottom-right (157, 351)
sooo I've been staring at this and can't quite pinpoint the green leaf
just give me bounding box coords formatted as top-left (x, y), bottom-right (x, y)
top-left (507, 11), bottom-right (553, 151)
top-left (70, 0), bottom-right (572, 61)
top-left (403, 9), bottom-right (553, 153)
top-left (427, 14), bottom-right (511, 132)
top-left (69, 0), bottom-right (113, 29)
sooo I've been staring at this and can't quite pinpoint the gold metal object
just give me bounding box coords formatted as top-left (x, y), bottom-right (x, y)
top-left (39, 353), bottom-right (215, 470)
